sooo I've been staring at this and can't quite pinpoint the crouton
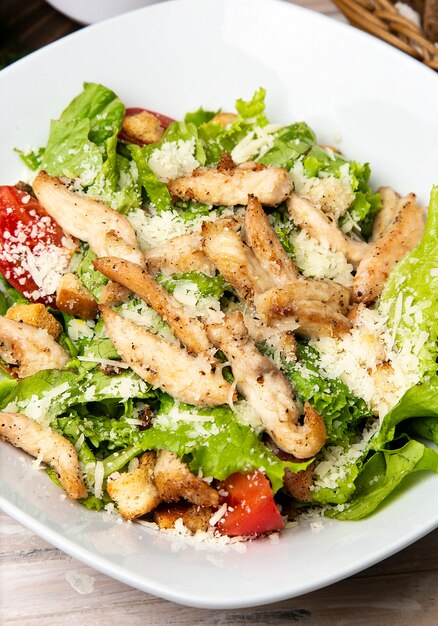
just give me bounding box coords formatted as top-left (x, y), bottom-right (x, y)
top-left (153, 503), bottom-right (215, 533)
top-left (6, 303), bottom-right (62, 339)
top-left (56, 273), bottom-right (98, 320)
top-left (154, 450), bottom-right (220, 507)
top-left (107, 452), bottom-right (161, 520)
top-left (121, 111), bottom-right (165, 145)
top-left (210, 112), bottom-right (237, 129)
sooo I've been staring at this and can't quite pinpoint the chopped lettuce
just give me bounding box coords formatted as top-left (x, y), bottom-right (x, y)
top-left (14, 147), bottom-right (45, 171)
top-left (329, 439), bottom-right (438, 520)
top-left (374, 379), bottom-right (438, 448)
top-left (380, 185), bottom-right (438, 381)
top-left (75, 246), bottom-right (108, 300)
top-left (102, 401), bottom-right (311, 492)
top-left (129, 143), bottom-right (172, 212)
top-left (259, 122), bottom-right (315, 170)
top-left (157, 271), bottom-right (227, 300)
top-left (266, 343), bottom-right (371, 446)
top-left (405, 417), bottom-right (438, 445)
top-left (0, 275), bottom-right (29, 307)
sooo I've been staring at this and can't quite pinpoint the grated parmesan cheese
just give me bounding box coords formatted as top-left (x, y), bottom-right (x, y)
top-left (231, 124), bottom-right (282, 163)
top-left (148, 138), bottom-right (199, 183)
top-left (290, 227), bottom-right (354, 286)
top-left (310, 305), bottom-right (423, 419)
top-left (290, 160), bottom-right (355, 221)
top-left (93, 461), bottom-right (104, 499)
top-left (68, 319), bottom-right (95, 342)
top-left (127, 205), bottom-right (237, 250)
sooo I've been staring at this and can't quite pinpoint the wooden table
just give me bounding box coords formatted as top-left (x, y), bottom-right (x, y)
top-left (0, 1), bottom-right (437, 624)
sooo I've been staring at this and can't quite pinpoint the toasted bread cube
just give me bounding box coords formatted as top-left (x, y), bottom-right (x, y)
top-left (154, 450), bottom-right (220, 508)
top-left (210, 112), bottom-right (237, 129)
top-left (5, 303), bottom-right (62, 339)
top-left (56, 273), bottom-right (98, 320)
top-left (121, 111), bottom-right (164, 145)
top-left (107, 452), bottom-right (161, 520)
top-left (154, 503), bottom-right (214, 533)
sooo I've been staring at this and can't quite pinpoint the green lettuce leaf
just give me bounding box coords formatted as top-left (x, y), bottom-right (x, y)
top-left (0, 275), bottom-right (29, 307)
top-left (405, 417), bottom-right (438, 445)
top-left (260, 122), bottom-right (315, 170)
top-left (14, 147), bottom-right (45, 171)
top-left (157, 271), bottom-right (227, 299)
top-left (374, 378), bottom-right (438, 448)
top-left (103, 402), bottom-right (311, 492)
top-left (329, 439), bottom-right (438, 520)
top-left (267, 343), bottom-right (371, 446)
top-left (129, 144), bottom-right (172, 212)
top-left (75, 246), bottom-right (108, 300)
top-left (379, 185), bottom-right (438, 381)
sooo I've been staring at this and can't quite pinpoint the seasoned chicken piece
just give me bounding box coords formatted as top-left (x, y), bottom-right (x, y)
top-left (5, 303), bottom-right (62, 339)
top-left (255, 289), bottom-right (351, 339)
top-left (154, 502), bottom-right (215, 533)
top-left (371, 187), bottom-right (400, 241)
top-left (101, 306), bottom-right (233, 407)
top-left (0, 412), bottom-right (87, 499)
top-left (255, 280), bottom-right (350, 316)
top-left (352, 193), bottom-right (425, 304)
top-left (56, 273), bottom-right (98, 320)
top-left (121, 111), bottom-right (165, 145)
top-left (243, 311), bottom-right (297, 359)
top-left (0, 317), bottom-right (69, 377)
top-left (287, 193), bottom-right (368, 265)
top-left (202, 219), bottom-right (272, 300)
top-left (94, 257), bottom-right (212, 356)
top-left (243, 194), bottom-right (299, 285)
top-left (144, 232), bottom-right (215, 277)
top-left (154, 450), bottom-right (220, 507)
top-left (207, 312), bottom-right (326, 458)
top-left (33, 171), bottom-right (145, 267)
top-left (106, 452), bottom-right (161, 520)
top-left (168, 161), bottom-right (292, 207)
top-left (98, 281), bottom-right (130, 307)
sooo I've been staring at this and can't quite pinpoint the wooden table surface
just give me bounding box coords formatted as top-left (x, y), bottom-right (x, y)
top-left (0, 1), bottom-right (437, 625)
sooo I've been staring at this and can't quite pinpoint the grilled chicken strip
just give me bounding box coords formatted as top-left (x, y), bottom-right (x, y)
top-left (0, 317), bottom-right (69, 378)
top-left (371, 187), bottom-right (400, 241)
top-left (204, 214), bottom-right (350, 340)
top-left (168, 161), bottom-right (292, 207)
top-left (144, 232), bottom-right (215, 277)
top-left (0, 412), bottom-right (87, 499)
top-left (243, 311), bottom-right (297, 359)
top-left (94, 257), bottom-right (212, 356)
top-left (101, 306), bottom-right (234, 407)
top-left (244, 194), bottom-right (299, 284)
top-left (255, 289), bottom-right (351, 338)
top-left (352, 193), bottom-right (425, 303)
top-left (33, 171), bottom-right (145, 267)
top-left (202, 219), bottom-right (272, 300)
top-left (207, 312), bottom-right (326, 458)
top-left (287, 193), bottom-right (368, 265)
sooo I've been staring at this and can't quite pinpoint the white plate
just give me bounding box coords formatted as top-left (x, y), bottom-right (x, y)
top-left (0, 0), bottom-right (437, 610)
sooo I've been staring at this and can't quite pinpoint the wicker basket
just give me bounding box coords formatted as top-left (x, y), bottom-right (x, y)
top-left (332, 0), bottom-right (438, 70)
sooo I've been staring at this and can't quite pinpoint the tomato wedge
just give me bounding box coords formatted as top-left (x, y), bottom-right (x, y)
top-left (217, 471), bottom-right (285, 537)
top-left (0, 186), bottom-right (73, 306)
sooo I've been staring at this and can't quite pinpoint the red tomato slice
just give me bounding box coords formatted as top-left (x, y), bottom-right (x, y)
top-left (0, 186), bottom-right (73, 306)
top-left (217, 471), bottom-right (285, 537)
top-left (118, 107), bottom-right (175, 145)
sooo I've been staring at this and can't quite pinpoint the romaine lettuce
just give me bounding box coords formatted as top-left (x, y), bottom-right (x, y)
top-left (329, 439), bottom-right (438, 520)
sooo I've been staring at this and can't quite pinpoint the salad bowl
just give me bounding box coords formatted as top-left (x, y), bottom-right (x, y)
top-left (0, 0), bottom-right (437, 609)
